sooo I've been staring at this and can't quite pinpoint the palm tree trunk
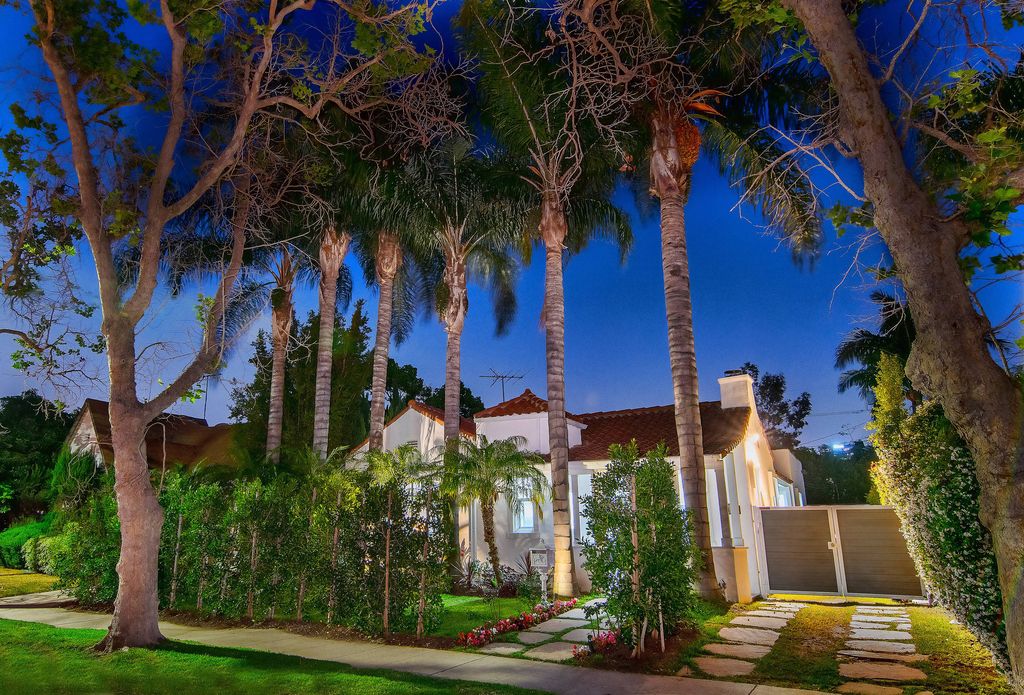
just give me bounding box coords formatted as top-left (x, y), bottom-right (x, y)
top-left (651, 108), bottom-right (720, 599)
top-left (540, 195), bottom-right (577, 597)
top-left (442, 251), bottom-right (468, 572)
top-left (442, 253), bottom-right (468, 443)
top-left (267, 250), bottom-right (295, 465)
top-left (267, 299), bottom-right (293, 464)
top-left (369, 233), bottom-right (402, 452)
top-left (312, 227), bottom-right (351, 460)
top-left (481, 498), bottom-right (502, 584)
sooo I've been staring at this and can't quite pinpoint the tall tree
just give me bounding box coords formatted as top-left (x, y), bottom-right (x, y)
top-left (750, 0), bottom-right (1024, 680)
top-left (3, 0), bottom-right (444, 647)
top-left (381, 138), bottom-right (523, 445)
top-left (0, 391), bottom-right (74, 523)
top-left (230, 304), bottom-right (374, 463)
top-left (460, 0), bottom-right (631, 595)
top-left (741, 363), bottom-right (812, 449)
top-left (554, 0), bottom-right (821, 597)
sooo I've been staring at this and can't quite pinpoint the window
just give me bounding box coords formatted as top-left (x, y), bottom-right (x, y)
top-left (511, 482), bottom-right (536, 533)
top-left (774, 478), bottom-right (795, 507)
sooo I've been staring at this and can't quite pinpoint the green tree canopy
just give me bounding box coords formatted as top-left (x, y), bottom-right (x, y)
top-left (741, 362), bottom-right (811, 449)
top-left (0, 391), bottom-right (74, 523)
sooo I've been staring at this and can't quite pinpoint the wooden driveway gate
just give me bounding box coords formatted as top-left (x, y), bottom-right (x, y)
top-left (754, 505), bottom-right (923, 598)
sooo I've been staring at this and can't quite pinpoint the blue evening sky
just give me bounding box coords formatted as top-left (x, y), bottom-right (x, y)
top-left (0, 3), bottom-right (1019, 448)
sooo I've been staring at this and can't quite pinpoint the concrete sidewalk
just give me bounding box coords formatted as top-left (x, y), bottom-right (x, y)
top-left (0, 605), bottom-right (823, 695)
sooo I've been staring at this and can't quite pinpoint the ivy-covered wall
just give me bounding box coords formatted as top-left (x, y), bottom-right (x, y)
top-left (871, 354), bottom-right (1007, 671)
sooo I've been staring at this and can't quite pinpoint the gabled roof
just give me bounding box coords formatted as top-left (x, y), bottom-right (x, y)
top-left (570, 402), bottom-right (751, 459)
top-left (473, 389), bottom-right (579, 420)
top-left (407, 400), bottom-right (477, 436)
top-left (65, 398), bottom-right (236, 468)
top-left (353, 399), bottom-right (477, 451)
top-left (475, 390), bottom-right (751, 459)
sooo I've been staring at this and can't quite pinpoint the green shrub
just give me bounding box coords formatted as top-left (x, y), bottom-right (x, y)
top-left (56, 464), bottom-right (450, 635)
top-left (0, 516), bottom-right (52, 568)
top-left (870, 354), bottom-right (1007, 671)
top-left (580, 442), bottom-right (701, 655)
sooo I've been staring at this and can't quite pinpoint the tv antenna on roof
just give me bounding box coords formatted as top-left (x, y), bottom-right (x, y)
top-left (480, 368), bottom-right (524, 402)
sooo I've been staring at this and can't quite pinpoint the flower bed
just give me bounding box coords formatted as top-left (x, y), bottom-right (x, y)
top-left (573, 629), bottom-right (618, 658)
top-left (456, 598), bottom-right (578, 646)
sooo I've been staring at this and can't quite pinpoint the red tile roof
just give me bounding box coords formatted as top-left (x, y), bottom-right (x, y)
top-left (475, 390), bottom-right (749, 459)
top-left (570, 402), bottom-right (751, 459)
top-left (473, 389), bottom-right (579, 420)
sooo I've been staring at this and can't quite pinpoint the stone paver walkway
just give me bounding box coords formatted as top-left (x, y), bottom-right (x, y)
top-left (838, 605), bottom-right (927, 693)
top-left (0, 589), bottom-right (76, 608)
top-left (514, 597), bottom-right (607, 661)
top-left (693, 600), bottom-right (806, 678)
top-left (0, 601), bottom-right (827, 695)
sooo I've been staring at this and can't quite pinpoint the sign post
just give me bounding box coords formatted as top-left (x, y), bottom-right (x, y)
top-left (529, 545), bottom-right (552, 604)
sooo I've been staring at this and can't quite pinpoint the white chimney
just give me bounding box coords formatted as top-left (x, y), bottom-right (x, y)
top-left (718, 371), bottom-right (755, 410)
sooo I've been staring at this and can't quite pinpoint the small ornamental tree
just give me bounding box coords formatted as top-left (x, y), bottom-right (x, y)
top-left (870, 353), bottom-right (1008, 671)
top-left (580, 442), bottom-right (700, 656)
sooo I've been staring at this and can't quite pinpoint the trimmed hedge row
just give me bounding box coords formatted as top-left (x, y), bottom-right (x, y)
top-left (49, 468), bottom-right (451, 635)
top-left (0, 516), bottom-right (52, 569)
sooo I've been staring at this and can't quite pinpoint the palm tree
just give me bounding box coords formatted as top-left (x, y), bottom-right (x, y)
top-left (557, 0), bottom-right (822, 598)
top-left (836, 290), bottom-right (917, 403)
top-left (441, 435), bottom-right (548, 584)
top-left (382, 138), bottom-right (524, 444)
top-left (460, 0), bottom-right (630, 596)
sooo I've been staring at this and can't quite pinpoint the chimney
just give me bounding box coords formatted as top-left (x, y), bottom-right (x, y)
top-left (718, 370), bottom-right (755, 410)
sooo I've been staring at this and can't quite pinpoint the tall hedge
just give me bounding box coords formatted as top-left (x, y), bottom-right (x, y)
top-left (49, 467), bottom-right (449, 635)
top-left (870, 353), bottom-right (1007, 671)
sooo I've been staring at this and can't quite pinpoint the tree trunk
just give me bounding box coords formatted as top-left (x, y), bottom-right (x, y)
top-left (267, 250), bottom-right (295, 464)
top-left (650, 107), bottom-right (720, 599)
top-left (312, 228), bottom-right (351, 459)
top-left (783, 1), bottom-right (1024, 687)
top-left (481, 498), bottom-right (502, 585)
top-left (368, 233), bottom-right (402, 452)
top-left (98, 395), bottom-right (164, 650)
top-left (540, 195), bottom-right (577, 597)
top-left (442, 248), bottom-right (468, 572)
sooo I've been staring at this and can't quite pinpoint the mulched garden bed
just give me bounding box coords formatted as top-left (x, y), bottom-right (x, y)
top-left (573, 624), bottom-right (704, 675)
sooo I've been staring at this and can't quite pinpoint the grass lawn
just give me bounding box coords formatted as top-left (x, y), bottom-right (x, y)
top-left (909, 606), bottom-right (1012, 695)
top-left (752, 603), bottom-right (853, 691)
top-left (0, 618), bottom-right (542, 695)
top-left (430, 594), bottom-right (537, 638)
top-left (0, 567), bottom-right (58, 598)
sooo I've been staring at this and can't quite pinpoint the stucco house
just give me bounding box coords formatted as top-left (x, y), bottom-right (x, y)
top-left (355, 372), bottom-right (807, 602)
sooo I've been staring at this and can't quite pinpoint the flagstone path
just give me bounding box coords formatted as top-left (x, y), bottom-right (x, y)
top-left (691, 600), bottom-right (806, 678)
top-left (836, 605), bottom-right (928, 694)
top-left (476, 597), bottom-right (609, 662)
top-left (0, 600), bottom-right (827, 695)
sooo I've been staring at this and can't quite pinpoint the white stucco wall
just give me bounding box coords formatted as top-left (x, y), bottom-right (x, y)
top-left (475, 413), bottom-right (584, 454)
top-left (352, 406), bottom-right (446, 459)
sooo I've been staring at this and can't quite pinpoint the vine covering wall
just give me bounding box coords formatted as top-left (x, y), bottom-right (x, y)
top-left (47, 468), bottom-right (451, 635)
top-left (870, 354), bottom-right (1007, 671)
